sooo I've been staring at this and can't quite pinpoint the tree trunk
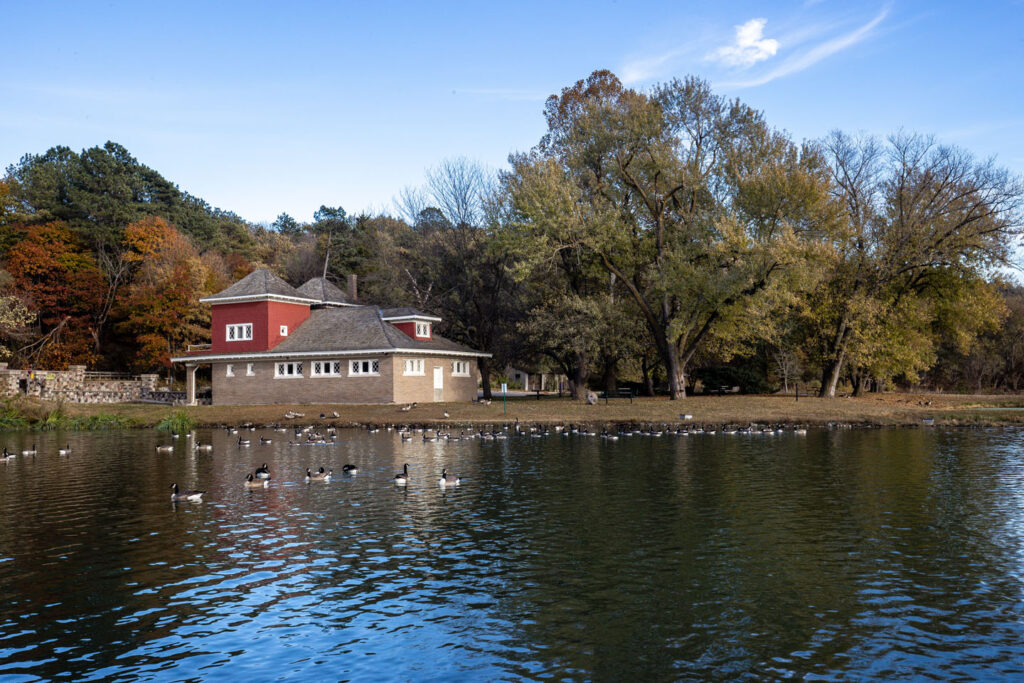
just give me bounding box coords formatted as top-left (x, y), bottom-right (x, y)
top-left (851, 371), bottom-right (863, 397)
top-left (479, 357), bottom-right (493, 400)
top-left (819, 350), bottom-right (846, 398)
top-left (641, 357), bottom-right (655, 397)
top-left (602, 358), bottom-right (618, 393)
top-left (565, 352), bottom-right (588, 400)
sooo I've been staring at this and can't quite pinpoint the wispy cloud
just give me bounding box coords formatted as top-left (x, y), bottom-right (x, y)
top-left (706, 18), bottom-right (780, 68)
top-left (621, 47), bottom-right (692, 84)
top-left (721, 6), bottom-right (889, 88)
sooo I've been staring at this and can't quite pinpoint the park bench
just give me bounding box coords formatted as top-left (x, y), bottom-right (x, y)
top-left (600, 387), bottom-right (634, 404)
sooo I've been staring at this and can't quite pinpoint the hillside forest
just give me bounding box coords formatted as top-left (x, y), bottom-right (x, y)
top-left (1, 71), bottom-right (1022, 399)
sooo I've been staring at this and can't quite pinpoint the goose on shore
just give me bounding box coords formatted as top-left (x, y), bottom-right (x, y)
top-left (170, 483), bottom-right (205, 502)
top-left (438, 468), bottom-right (460, 486)
top-left (394, 463), bottom-right (410, 486)
top-left (245, 473), bottom-right (268, 489)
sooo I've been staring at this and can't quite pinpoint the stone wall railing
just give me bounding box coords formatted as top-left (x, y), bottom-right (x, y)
top-left (0, 363), bottom-right (163, 404)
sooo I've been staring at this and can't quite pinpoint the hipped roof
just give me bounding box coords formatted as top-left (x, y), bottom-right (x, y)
top-left (202, 269), bottom-right (313, 303)
top-left (296, 277), bottom-right (353, 305)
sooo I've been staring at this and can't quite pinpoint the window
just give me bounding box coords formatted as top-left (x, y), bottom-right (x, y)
top-left (311, 360), bottom-right (342, 377)
top-left (225, 363), bottom-right (234, 377)
top-left (452, 360), bottom-right (470, 377)
top-left (350, 359), bottom-right (380, 376)
top-left (246, 363), bottom-right (255, 376)
top-left (415, 322), bottom-right (430, 337)
top-left (403, 358), bottom-right (424, 376)
top-left (275, 362), bottom-right (303, 378)
top-left (226, 323), bottom-right (253, 342)
top-left (280, 325), bottom-right (289, 337)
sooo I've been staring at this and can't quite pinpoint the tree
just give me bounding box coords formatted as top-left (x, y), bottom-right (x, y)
top-left (272, 212), bottom-right (303, 236)
top-left (506, 71), bottom-right (835, 398)
top-left (808, 131), bottom-right (1024, 397)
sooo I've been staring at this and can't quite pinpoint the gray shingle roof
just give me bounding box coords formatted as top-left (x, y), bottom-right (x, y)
top-left (296, 277), bottom-right (353, 304)
top-left (381, 306), bottom-right (439, 319)
top-left (204, 269), bottom-right (311, 302)
top-left (273, 306), bottom-right (482, 355)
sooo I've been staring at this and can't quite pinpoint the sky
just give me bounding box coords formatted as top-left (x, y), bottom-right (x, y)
top-left (2, 1), bottom-right (1022, 225)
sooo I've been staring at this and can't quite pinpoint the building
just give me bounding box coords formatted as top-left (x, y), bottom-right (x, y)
top-left (171, 269), bottom-right (488, 405)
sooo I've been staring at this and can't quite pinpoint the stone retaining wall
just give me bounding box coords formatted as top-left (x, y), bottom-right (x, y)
top-left (0, 364), bottom-right (162, 404)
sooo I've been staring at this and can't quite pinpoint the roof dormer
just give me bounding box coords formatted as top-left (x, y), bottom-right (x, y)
top-left (203, 269), bottom-right (315, 353)
top-left (381, 308), bottom-right (442, 341)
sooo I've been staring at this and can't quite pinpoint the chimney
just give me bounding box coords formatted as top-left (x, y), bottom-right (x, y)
top-left (347, 274), bottom-right (358, 302)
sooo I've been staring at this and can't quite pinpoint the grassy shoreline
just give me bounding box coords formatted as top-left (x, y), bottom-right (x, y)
top-left (6, 392), bottom-right (1024, 430)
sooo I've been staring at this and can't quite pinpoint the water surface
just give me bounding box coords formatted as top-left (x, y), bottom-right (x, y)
top-left (1, 427), bottom-right (1023, 680)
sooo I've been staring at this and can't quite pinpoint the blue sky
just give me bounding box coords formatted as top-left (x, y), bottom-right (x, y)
top-left (2, 1), bottom-right (1022, 225)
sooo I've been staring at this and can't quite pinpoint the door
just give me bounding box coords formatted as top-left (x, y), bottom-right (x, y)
top-left (433, 366), bottom-right (443, 402)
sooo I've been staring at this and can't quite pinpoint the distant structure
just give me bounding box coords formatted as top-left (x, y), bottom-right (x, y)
top-left (171, 270), bottom-right (488, 405)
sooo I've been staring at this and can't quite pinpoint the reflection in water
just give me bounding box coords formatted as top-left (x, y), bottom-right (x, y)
top-left (1, 427), bottom-right (1024, 679)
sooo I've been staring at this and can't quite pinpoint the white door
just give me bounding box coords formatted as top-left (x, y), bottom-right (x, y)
top-left (433, 366), bottom-right (443, 402)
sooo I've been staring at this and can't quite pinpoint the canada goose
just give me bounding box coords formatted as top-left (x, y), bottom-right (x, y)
top-left (259, 436), bottom-right (272, 445)
top-left (21, 443), bottom-right (36, 456)
top-left (170, 483), bottom-right (205, 502)
top-left (171, 433), bottom-right (179, 439)
top-left (400, 404), bottom-right (412, 412)
top-left (332, 411), bottom-right (340, 418)
top-left (342, 464), bottom-right (358, 474)
top-left (400, 432), bottom-right (413, 442)
top-left (195, 443), bottom-right (213, 452)
top-left (394, 463), bottom-right (410, 485)
top-left (58, 443), bottom-right (72, 455)
top-left (438, 468), bottom-right (460, 486)
top-left (237, 437), bottom-right (251, 447)
top-left (156, 444), bottom-right (174, 453)
top-left (245, 473), bottom-right (268, 489)
top-left (794, 428), bottom-right (808, 435)
top-left (306, 467), bottom-right (332, 482)
top-left (255, 463), bottom-right (271, 479)
top-left (442, 411), bottom-right (450, 419)
top-left (1, 447), bottom-right (12, 460)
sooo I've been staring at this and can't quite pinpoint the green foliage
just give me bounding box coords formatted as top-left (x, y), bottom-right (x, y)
top-left (156, 410), bottom-right (195, 434)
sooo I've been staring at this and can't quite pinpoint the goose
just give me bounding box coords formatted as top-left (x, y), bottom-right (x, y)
top-left (1, 447), bottom-right (12, 460)
top-left (394, 463), bottom-right (410, 486)
top-left (171, 433), bottom-right (180, 439)
top-left (438, 468), bottom-right (460, 486)
top-left (21, 443), bottom-right (36, 456)
top-left (259, 436), bottom-right (272, 445)
top-left (342, 464), bottom-right (358, 474)
top-left (255, 463), bottom-right (271, 479)
top-left (793, 428), bottom-right (808, 435)
top-left (400, 432), bottom-right (413, 442)
top-left (245, 473), bottom-right (268, 489)
top-left (306, 467), bottom-right (332, 482)
top-left (170, 483), bottom-right (205, 502)
top-left (195, 443), bottom-right (213, 452)
top-left (442, 411), bottom-right (450, 419)
top-left (237, 436), bottom-right (251, 447)
top-left (58, 443), bottom-right (72, 456)
top-left (156, 444), bottom-right (174, 453)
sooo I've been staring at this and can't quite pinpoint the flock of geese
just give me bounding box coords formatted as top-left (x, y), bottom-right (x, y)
top-left (169, 460), bottom-right (458, 503)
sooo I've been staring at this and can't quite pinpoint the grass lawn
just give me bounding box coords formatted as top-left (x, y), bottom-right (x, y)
top-left (32, 392), bottom-right (1024, 429)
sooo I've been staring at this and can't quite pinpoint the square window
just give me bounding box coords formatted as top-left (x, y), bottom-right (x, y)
top-left (280, 325), bottom-right (288, 336)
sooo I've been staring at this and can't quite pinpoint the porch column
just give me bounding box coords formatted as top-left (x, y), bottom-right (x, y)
top-left (186, 364), bottom-right (197, 405)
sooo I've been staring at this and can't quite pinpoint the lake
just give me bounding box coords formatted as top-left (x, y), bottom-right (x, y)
top-left (1, 426), bottom-right (1023, 681)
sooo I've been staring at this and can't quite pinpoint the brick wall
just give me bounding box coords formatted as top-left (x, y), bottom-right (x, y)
top-left (210, 355), bottom-right (480, 405)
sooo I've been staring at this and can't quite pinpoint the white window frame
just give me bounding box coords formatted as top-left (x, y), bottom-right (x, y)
top-left (452, 360), bottom-right (470, 377)
top-left (415, 322), bottom-right (430, 337)
top-left (311, 360), bottom-right (343, 377)
top-left (280, 325), bottom-right (289, 337)
top-left (403, 358), bottom-right (425, 376)
top-left (349, 359), bottom-right (380, 377)
top-left (274, 361), bottom-right (303, 378)
top-left (225, 363), bottom-right (234, 377)
top-left (226, 323), bottom-right (253, 342)
top-left (246, 363), bottom-right (255, 376)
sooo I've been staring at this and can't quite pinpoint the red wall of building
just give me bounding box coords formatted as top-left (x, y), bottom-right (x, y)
top-left (211, 301), bottom-right (310, 352)
top-left (266, 301), bottom-right (311, 349)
